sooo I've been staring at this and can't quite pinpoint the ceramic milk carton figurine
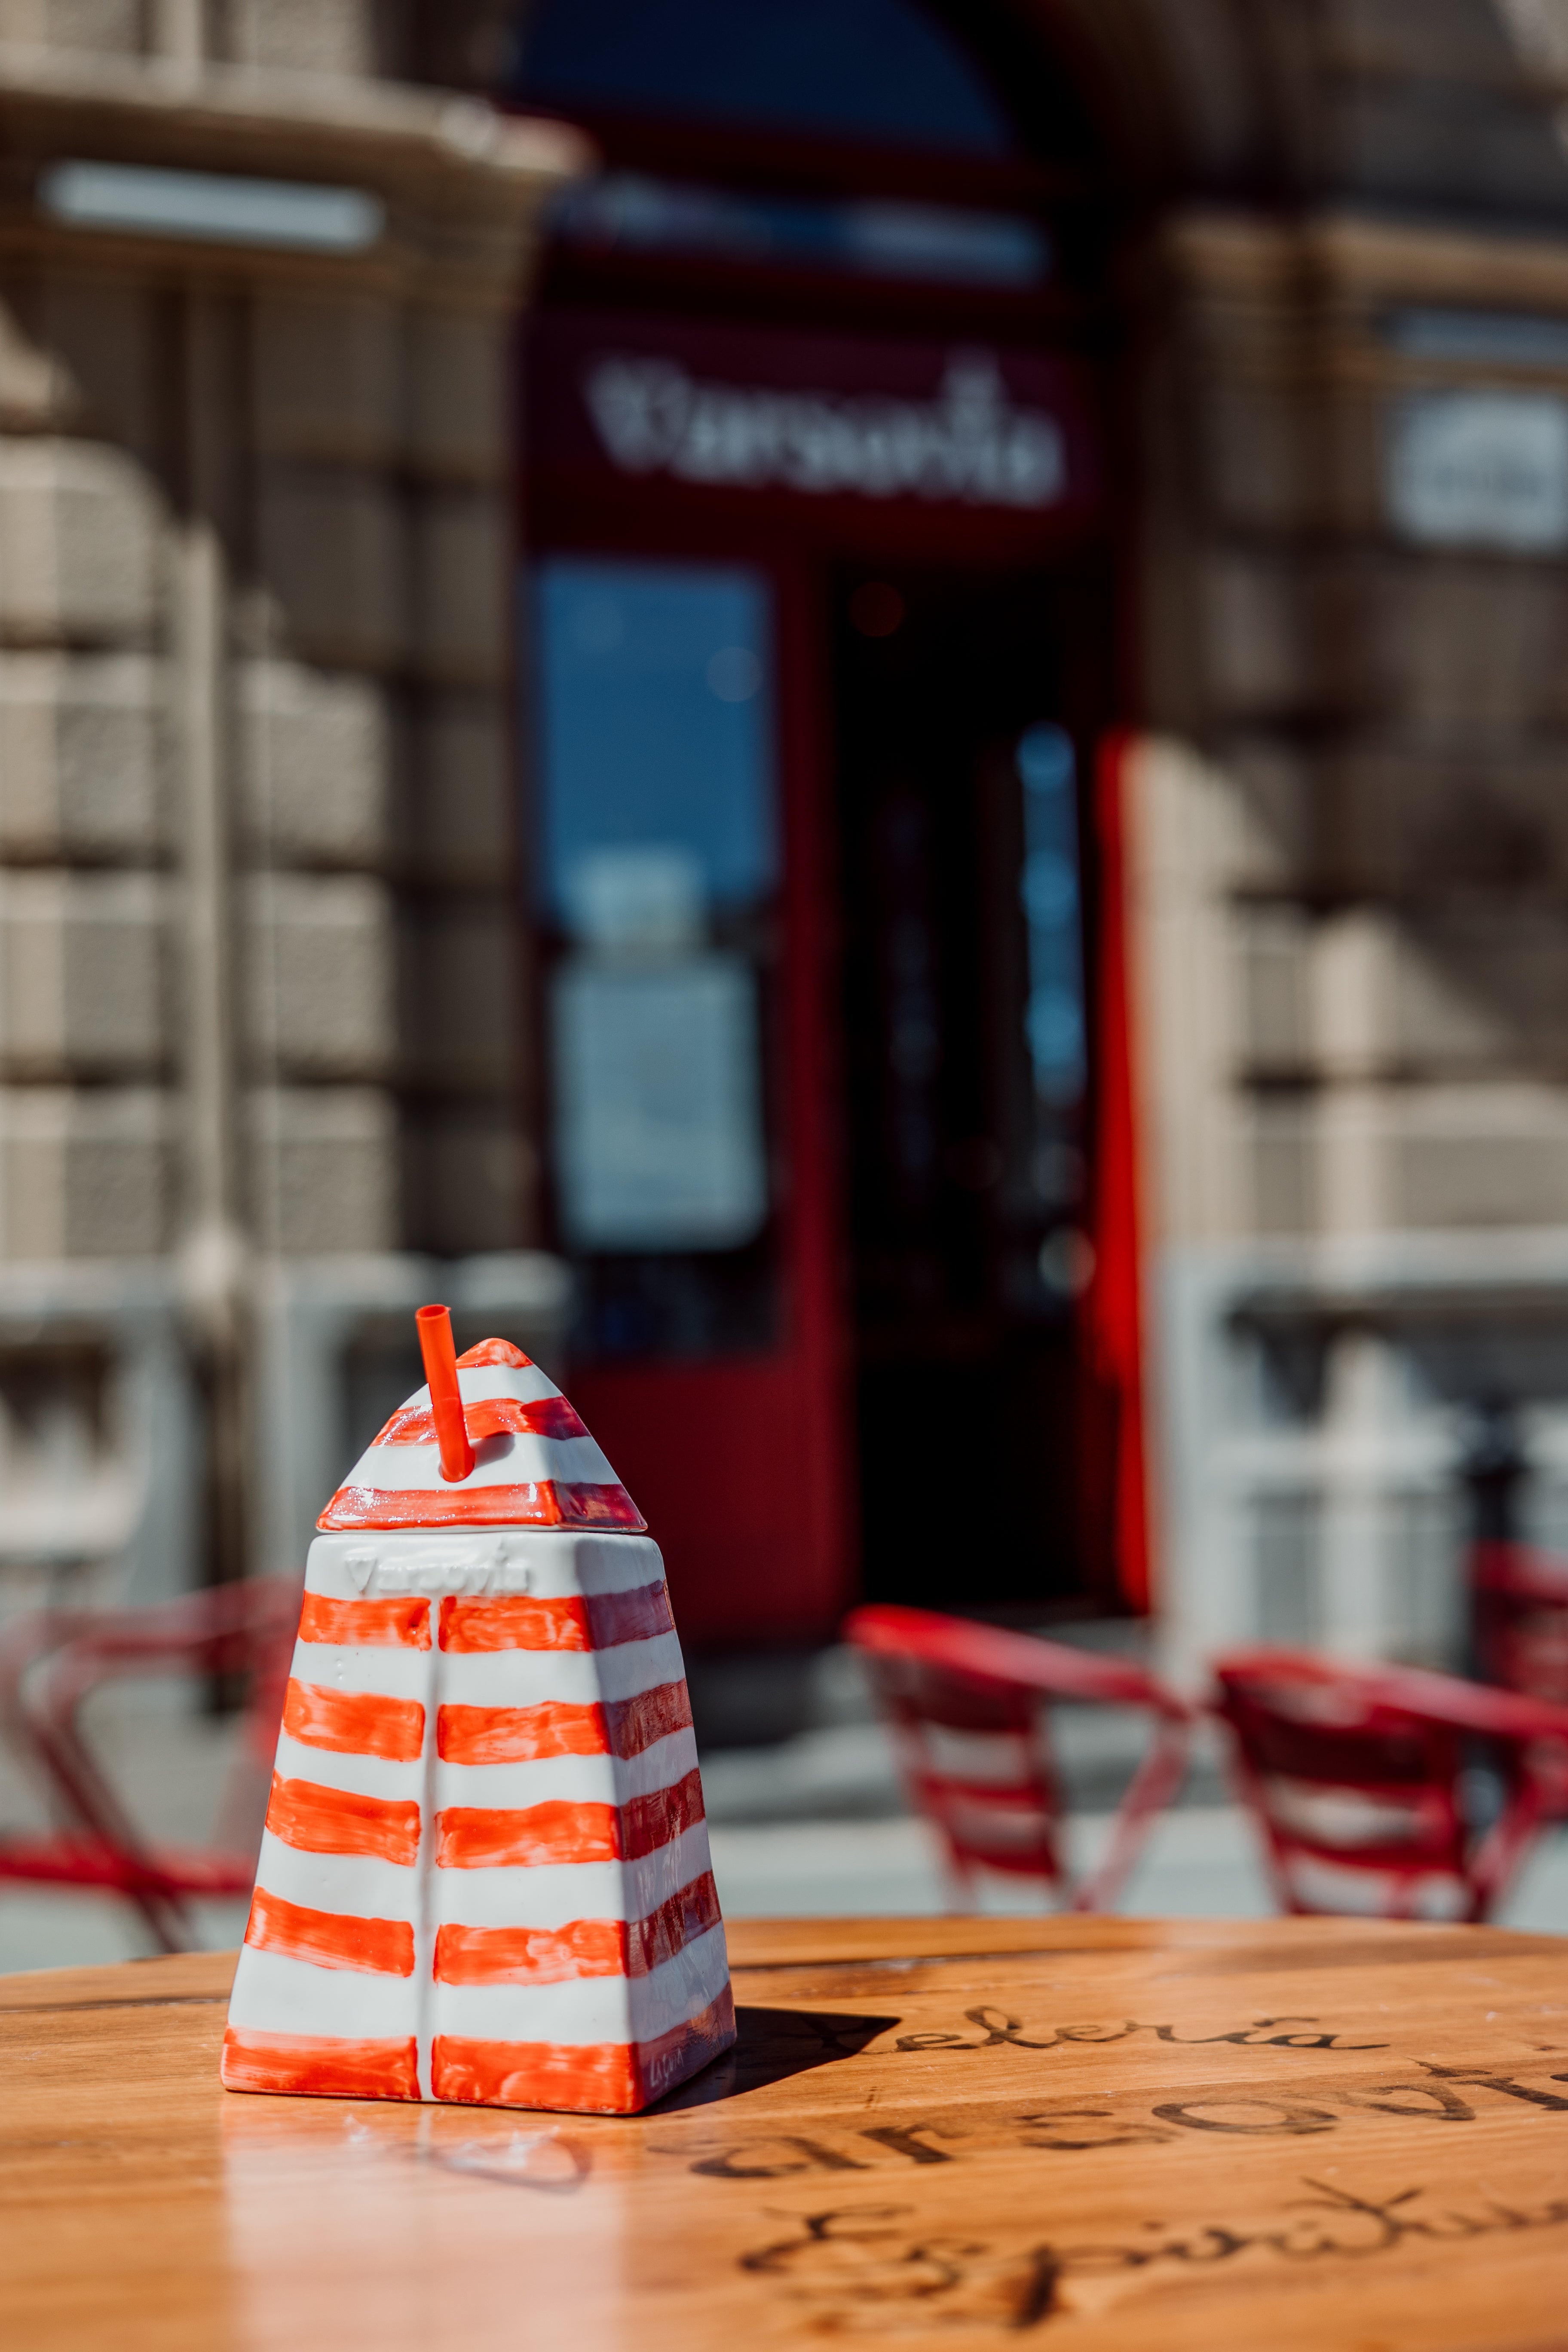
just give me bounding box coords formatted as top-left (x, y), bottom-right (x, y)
top-left (221, 1305), bottom-right (735, 2113)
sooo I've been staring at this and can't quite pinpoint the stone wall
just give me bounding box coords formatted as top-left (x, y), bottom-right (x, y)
top-left (0, 24), bottom-right (578, 1265)
top-left (1133, 200), bottom-right (1568, 1668)
top-left (0, 13), bottom-right (580, 1588)
top-left (1141, 208), bottom-right (1568, 1253)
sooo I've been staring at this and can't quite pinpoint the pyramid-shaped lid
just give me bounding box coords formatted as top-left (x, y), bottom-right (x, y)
top-left (317, 1320), bottom-right (645, 1534)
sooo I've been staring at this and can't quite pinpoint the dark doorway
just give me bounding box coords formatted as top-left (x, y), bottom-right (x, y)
top-left (833, 565), bottom-right (1113, 1613)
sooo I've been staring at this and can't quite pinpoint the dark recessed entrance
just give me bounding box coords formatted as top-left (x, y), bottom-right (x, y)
top-left (833, 565), bottom-right (1112, 1612)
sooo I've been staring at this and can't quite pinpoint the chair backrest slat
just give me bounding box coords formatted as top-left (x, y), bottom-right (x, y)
top-left (845, 1604), bottom-right (1191, 1912)
top-left (1473, 1539), bottom-right (1568, 1712)
top-left (1213, 1645), bottom-right (1568, 1922)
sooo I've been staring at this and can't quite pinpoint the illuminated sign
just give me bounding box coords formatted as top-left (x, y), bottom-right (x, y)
top-left (529, 312), bottom-right (1098, 534)
top-left (583, 349), bottom-right (1066, 509)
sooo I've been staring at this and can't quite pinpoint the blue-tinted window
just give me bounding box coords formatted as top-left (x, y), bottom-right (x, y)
top-left (532, 557), bottom-right (779, 1274)
top-left (1017, 723), bottom-right (1085, 1106)
top-left (511, 0), bottom-right (1017, 156)
top-left (533, 557), bottom-right (778, 931)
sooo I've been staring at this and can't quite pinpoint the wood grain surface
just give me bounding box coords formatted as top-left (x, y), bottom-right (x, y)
top-left (6, 1914), bottom-right (1568, 2349)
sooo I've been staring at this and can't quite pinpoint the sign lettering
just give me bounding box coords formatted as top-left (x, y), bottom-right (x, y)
top-left (583, 350), bottom-right (1067, 509)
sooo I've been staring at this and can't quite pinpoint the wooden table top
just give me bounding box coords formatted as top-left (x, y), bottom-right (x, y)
top-left (6, 1914), bottom-right (1568, 2350)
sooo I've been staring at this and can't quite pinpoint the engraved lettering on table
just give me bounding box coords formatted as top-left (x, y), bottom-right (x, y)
top-left (892, 2008), bottom-right (1390, 2055)
top-left (1150, 2096), bottom-right (1338, 2136)
top-left (738, 2178), bottom-right (1568, 2332)
top-left (689, 2122), bottom-right (957, 2178)
top-left (1019, 2062), bottom-right (1568, 2153)
top-left (1346, 2079), bottom-right (1474, 2122)
top-left (1044, 2178), bottom-right (1568, 2320)
top-left (741, 2207), bottom-right (1029, 2332)
top-left (683, 2057), bottom-right (1568, 2179)
top-left (1017, 2106), bottom-right (1178, 2153)
top-left (858, 2124), bottom-right (957, 2166)
top-left (1417, 2060), bottom-right (1568, 2111)
top-left (666, 2023), bottom-right (1568, 2192)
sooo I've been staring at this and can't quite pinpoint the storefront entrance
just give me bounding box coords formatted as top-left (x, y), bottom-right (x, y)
top-left (510, 0), bottom-right (1131, 1648)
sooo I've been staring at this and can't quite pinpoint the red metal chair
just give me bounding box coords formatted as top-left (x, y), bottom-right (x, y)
top-left (1467, 1540), bottom-right (1568, 1815)
top-left (1212, 1646), bottom-right (1568, 1921)
top-left (0, 1575), bottom-right (300, 1953)
top-left (843, 1603), bottom-right (1192, 1911)
top-left (1471, 1539), bottom-right (1568, 1703)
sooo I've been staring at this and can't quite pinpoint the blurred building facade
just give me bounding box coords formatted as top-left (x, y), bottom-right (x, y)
top-left (1098, 3), bottom-right (1568, 1672)
top-left (0, 5), bottom-right (577, 1601)
top-left (6, 2), bottom-right (1568, 1672)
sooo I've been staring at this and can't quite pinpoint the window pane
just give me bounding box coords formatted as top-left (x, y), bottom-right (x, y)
top-left (1017, 723), bottom-right (1085, 1107)
top-left (534, 557), bottom-right (777, 930)
top-left (531, 556), bottom-right (779, 1268)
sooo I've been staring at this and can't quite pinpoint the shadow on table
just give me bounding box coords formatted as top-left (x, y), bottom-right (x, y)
top-left (654, 2006), bottom-right (900, 2111)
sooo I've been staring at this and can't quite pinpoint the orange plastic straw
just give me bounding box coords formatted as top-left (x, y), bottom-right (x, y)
top-left (416, 1304), bottom-right (475, 1483)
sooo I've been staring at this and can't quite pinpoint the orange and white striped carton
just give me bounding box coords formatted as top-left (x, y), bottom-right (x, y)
top-left (220, 1312), bottom-right (735, 2114)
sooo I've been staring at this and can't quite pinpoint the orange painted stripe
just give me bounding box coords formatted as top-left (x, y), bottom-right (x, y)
top-left (432, 2032), bottom-right (640, 2111)
top-left (438, 1698), bottom-right (607, 1766)
top-left (436, 1684), bottom-right (692, 1765)
top-left (377, 1393), bottom-right (587, 1446)
top-left (297, 1593), bottom-right (431, 1650)
top-left (221, 2026), bottom-right (419, 2101)
top-left (436, 1797), bottom-right (619, 1870)
top-left (282, 1679), bottom-right (425, 1763)
top-left (317, 1479), bottom-right (644, 1534)
top-left (265, 1773), bottom-right (421, 1866)
top-left (435, 1916), bottom-right (625, 1986)
top-left (245, 1886), bottom-right (415, 1977)
top-left (434, 1871), bottom-right (722, 1987)
top-left (437, 1582), bottom-right (673, 1656)
top-left (435, 1767), bottom-right (704, 1871)
top-left (439, 1594), bottom-right (592, 1655)
top-left (430, 1989), bottom-right (736, 2115)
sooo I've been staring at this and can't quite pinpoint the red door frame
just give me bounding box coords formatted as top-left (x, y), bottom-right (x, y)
top-left (523, 325), bottom-right (1122, 1645)
top-left (1084, 731), bottom-right (1151, 1614)
top-left (548, 542), bottom-right (855, 1647)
